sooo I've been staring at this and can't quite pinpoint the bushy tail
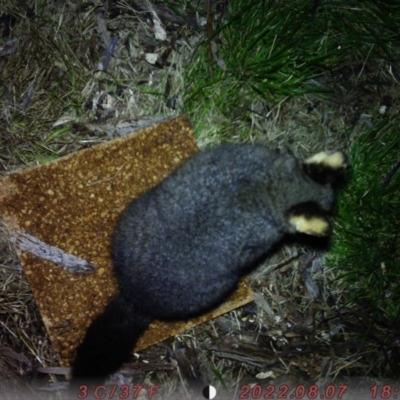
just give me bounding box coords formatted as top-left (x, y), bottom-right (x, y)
top-left (71, 291), bottom-right (152, 382)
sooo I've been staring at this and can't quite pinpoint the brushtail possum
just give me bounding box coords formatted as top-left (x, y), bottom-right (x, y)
top-left (71, 144), bottom-right (347, 382)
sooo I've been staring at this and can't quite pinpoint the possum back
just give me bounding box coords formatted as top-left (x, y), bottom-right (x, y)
top-left (112, 145), bottom-right (337, 319)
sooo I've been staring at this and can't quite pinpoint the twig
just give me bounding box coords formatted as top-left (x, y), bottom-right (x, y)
top-left (10, 230), bottom-right (95, 274)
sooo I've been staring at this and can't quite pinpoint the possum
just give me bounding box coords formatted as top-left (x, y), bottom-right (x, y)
top-left (71, 144), bottom-right (347, 383)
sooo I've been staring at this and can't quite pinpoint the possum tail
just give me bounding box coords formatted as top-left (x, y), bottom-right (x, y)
top-left (71, 291), bottom-right (152, 384)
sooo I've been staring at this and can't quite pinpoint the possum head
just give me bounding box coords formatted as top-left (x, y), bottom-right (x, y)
top-left (269, 151), bottom-right (347, 237)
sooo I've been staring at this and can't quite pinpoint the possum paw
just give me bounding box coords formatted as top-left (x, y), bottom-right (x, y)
top-left (289, 215), bottom-right (330, 237)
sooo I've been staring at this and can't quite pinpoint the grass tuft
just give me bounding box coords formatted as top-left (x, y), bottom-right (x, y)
top-left (330, 118), bottom-right (400, 320)
top-left (184, 0), bottom-right (400, 141)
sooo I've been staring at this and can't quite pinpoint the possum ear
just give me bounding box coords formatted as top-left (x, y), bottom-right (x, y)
top-left (289, 214), bottom-right (330, 236)
top-left (287, 202), bottom-right (331, 237)
top-left (303, 151), bottom-right (347, 184)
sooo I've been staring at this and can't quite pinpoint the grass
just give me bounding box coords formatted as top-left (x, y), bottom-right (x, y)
top-left (330, 118), bottom-right (400, 320)
top-left (184, 0), bottom-right (400, 141)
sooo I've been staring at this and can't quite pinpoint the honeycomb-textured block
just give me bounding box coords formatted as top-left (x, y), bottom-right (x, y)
top-left (0, 116), bottom-right (253, 367)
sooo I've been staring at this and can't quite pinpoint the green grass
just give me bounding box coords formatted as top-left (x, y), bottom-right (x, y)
top-left (184, 0), bottom-right (400, 138)
top-left (330, 118), bottom-right (400, 320)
